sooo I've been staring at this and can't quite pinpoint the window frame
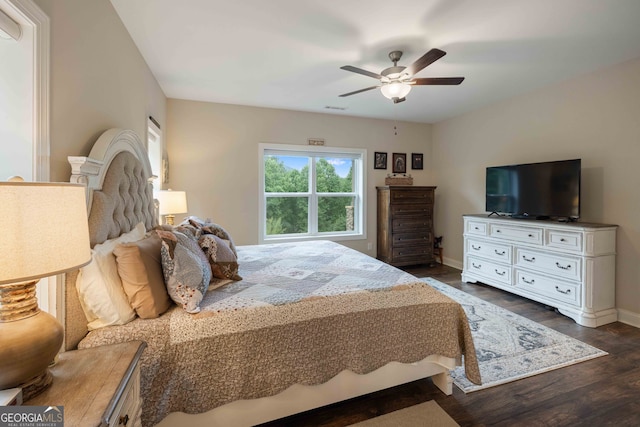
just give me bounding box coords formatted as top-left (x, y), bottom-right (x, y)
top-left (258, 143), bottom-right (367, 244)
top-left (147, 117), bottom-right (162, 186)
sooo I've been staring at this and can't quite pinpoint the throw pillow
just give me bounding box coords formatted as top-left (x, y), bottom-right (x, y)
top-left (158, 229), bottom-right (212, 313)
top-left (198, 234), bottom-right (242, 280)
top-left (76, 222), bottom-right (145, 330)
top-left (183, 216), bottom-right (239, 256)
top-left (114, 232), bottom-right (172, 319)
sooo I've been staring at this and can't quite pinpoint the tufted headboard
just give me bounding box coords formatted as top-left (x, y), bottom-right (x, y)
top-left (64, 129), bottom-right (158, 350)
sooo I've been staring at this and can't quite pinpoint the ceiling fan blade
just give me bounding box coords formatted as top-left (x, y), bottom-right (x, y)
top-left (405, 48), bottom-right (446, 76)
top-left (340, 65), bottom-right (383, 80)
top-left (339, 86), bottom-right (380, 97)
top-left (412, 77), bottom-right (465, 85)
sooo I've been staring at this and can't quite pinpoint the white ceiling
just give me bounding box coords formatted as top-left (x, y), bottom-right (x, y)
top-left (110, 0), bottom-right (640, 124)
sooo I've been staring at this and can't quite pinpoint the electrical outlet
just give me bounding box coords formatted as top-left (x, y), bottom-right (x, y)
top-left (367, 242), bottom-right (373, 251)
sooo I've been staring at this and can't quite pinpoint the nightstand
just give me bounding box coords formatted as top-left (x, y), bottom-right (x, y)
top-left (26, 340), bottom-right (146, 427)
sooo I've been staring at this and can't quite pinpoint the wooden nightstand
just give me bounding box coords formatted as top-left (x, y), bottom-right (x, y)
top-left (26, 341), bottom-right (146, 427)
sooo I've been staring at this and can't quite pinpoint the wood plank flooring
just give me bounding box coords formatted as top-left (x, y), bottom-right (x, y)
top-left (259, 264), bottom-right (640, 427)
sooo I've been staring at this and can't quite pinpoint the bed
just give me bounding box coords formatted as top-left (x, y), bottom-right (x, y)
top-left (64, 128), bottom-right (481, 427)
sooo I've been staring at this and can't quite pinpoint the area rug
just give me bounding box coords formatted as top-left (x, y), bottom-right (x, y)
top-left (422, 277), bottom-right (608, 393)
top-left (349, 401), bottom-right (459, 427)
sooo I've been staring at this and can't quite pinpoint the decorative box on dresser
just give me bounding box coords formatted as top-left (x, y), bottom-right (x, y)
top-left (26, 341), bottom-right (146, 427)
top-left (462, 214), bottom-right (617, 327)
top-left (377, 186), bottom-right (436, 267)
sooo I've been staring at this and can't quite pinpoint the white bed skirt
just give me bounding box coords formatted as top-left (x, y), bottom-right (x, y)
top-left (156, 355), bottom-right (456, 427)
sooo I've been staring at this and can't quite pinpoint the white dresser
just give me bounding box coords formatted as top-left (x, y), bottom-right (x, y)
top-left (462, 214), bottom-right (617, 327)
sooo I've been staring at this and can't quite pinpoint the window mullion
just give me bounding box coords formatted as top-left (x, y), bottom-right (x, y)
top-left (309, 156), bottom-right (318, 234)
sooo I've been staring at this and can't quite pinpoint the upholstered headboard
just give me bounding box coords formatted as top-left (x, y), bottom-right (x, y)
top-left (64, 129), bottom-right (158, 350)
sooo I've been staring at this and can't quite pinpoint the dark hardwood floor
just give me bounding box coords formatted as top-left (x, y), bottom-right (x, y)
top-left (259, 264), bottom-right (640, 427)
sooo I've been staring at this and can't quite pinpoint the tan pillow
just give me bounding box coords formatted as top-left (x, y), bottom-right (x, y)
top-left (114, 233), bottom-right (171, 318)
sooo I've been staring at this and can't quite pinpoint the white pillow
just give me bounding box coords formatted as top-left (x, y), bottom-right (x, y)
top-left (76, 222), bottom-right (146, 330)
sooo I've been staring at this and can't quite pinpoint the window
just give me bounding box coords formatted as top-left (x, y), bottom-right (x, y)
top-left (147, 117), bottom-right (162, 185)
top-left (259, 143), bottom-right (366, 243)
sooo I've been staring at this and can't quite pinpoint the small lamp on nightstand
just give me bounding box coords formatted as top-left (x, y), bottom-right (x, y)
top-left (0, 180), bottom-right (91, 399)
top-left (156, 189), bottom-right (188, 225)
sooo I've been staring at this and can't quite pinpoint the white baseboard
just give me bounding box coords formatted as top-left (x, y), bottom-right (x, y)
top-left (617, 308), bottom-right (640, 328)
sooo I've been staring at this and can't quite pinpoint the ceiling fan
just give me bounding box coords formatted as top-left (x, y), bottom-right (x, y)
top-left (339, 48), bottom-right (464, 103)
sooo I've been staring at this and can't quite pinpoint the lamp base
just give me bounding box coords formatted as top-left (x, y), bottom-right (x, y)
top-left (0, 281), bottom-right (63, 396)
top-left (18, 370), bottom-right (53, 401)
top-left (164, 214), bottom-right (175, 225)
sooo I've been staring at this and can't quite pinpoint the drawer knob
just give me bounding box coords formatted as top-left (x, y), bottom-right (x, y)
top-left (472, 262), bottom-right (482, 269)
top-left (496, 229), bottom-right (501, 233)
top-left (494, 249), bottom-right (505, 256)
top-left (528, 234), bottom-right (534, 238)
top-left (119, 414), bottom-right (130, 426)
top-left (522, 277), bottom-right (535, 285)
top-left (560, 238), bottom-right (566, 242)
top-left (555, 262), bottom-right (571, 270)
top-left (555, 286), bottom-right (571, 295)
top-left (522, 255), bottom-right (536, 262)
top-left (495, 269), bottom-right (506, 276)
top-left (472, 245), bottom-right (481, 250)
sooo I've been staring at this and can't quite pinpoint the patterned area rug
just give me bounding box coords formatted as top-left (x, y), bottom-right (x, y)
top-left (422, 278), bottom-right (608, 392)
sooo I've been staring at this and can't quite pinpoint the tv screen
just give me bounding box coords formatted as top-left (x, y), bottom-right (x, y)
top-left (486, 159), bottom-right (581, 219)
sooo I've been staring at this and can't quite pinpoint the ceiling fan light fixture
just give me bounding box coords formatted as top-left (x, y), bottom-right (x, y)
top-left (381, 82), bottom-right (411, 100)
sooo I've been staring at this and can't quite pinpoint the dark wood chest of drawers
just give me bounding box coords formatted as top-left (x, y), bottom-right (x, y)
top-left (376, 186), bottom-right (436, 266)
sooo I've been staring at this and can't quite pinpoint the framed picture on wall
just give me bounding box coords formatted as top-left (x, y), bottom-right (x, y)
top-left (412, 153), bottom-right (424, 170)
top-left (392, 153), bottom-right (407, 173)
top-left (374, 152), bottom-right (387, 169)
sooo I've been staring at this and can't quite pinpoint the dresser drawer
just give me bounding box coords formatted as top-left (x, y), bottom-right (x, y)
top-left (390, 190), bottom-right (434, 204)
top-left (489, 224), bottom-right (543, 245)
top-left (392, 218), bottom-right (431, 232)
top-left (466, 238), bottom-right (512, 263)
top-left (391, 203), bottom-right (432, 217)
top-left (393, 231), bottom-right (431, 246)
top-left (515, 270), bottom-right (580, 307)
top-left (466, 256), bottom-right (511, 285)
top-left (515, 248), bottom-right (581, 281)
top-left (392, 246), bottom-right (432, 264)
top-left (546, 230), bottom-right (583, 251)
top-left (466, 220), bottom-right (488, 236)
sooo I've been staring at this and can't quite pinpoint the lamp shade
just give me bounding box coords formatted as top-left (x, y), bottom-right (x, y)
top-left (157, 190), bottom-right (188, 215)
top-left (0, 182), bottom-right (91, 285)
top-left (380, 82), bottom-right (412, 100)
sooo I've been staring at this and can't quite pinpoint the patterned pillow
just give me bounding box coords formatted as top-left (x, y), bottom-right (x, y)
top-left (157, 229), bottom-right (212, 313)
top-left (183, 216), bottom-right (239, 256)
top-left (198, 234), bottom-right (242, 281)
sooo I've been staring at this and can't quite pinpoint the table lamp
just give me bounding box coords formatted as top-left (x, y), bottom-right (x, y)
top-left (0, 180), bottom-right (91, 399)
top-left (156, 189), bottom-right (187, 225)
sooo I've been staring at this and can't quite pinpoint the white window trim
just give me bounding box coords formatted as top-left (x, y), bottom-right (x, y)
top-left (258, 142), bottom-right (367, 244)
top-left (2, 0), bottom-right (51, 312)
top-left (147, 117), bottom-right (162, 185)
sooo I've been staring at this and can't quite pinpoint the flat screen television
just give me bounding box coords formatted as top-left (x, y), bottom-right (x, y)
top-left (485, 159), bottom-right (581, 219)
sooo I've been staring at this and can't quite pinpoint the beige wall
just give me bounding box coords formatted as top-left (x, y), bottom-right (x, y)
top-left (166, 99), bottom-right (433, 255)
top-left (432, 57), bottom-right (640, 324)
top-left (34, 0), bottom-right (166, 182)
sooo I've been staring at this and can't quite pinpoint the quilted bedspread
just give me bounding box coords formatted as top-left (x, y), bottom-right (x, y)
top-left (78, 240), bottom-right (480, 427)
